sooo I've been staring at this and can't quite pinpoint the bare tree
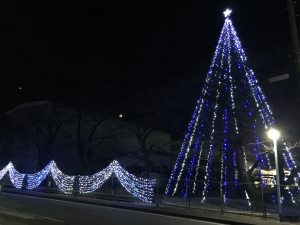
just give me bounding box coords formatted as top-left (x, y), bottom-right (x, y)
top-left (75, 110), bottom-right (120, 175)
top-left (231, 107), bottom-right (300, 212)
top-left (0, 117), bottom-right (17, 165)
top-left (118, 84), bottom-right (180, 178)
top-left (127, 126), bottom-right (155, 178)
top-left (26, 103), bottom-right (74, 171)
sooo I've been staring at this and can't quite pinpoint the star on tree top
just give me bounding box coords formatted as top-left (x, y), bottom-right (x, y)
top-left (223, 9), bottom-right (232, 17)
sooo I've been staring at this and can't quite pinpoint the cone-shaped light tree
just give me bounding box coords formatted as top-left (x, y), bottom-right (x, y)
top-left (165, 9), bottom-right (275, 211)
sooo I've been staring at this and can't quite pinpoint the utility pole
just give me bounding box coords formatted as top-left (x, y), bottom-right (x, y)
top-left (287, 0), bottom-right (300, 97)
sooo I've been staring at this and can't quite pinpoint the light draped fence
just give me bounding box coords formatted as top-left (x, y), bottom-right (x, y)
top-left (0, 160), bottom-right (155, 203)
top-left (2, 165), bottom-right (300, 221)
top-left (78, 160), bottom-right (155, 202)
top-left (27, 161), bottom-right (75, 194)
top-left (0, 162), bottom-right (25, 189)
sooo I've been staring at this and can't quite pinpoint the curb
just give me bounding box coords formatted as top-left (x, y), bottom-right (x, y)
top-left (3, 189), bottom-right (276, 225)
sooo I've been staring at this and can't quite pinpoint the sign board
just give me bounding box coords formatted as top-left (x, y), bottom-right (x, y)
top-left (268, 73), bottom-right (289, 83)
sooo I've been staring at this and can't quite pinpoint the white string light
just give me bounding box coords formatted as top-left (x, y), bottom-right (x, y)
top-left (79, 160), bottom-right (156, 203)
top-left (282, 143), bottom-right (299, 202)
top-left (50, 162), bottom-right (75, 194)
top-left (0, 162), bottom-right (26, 189)
top-left (8, 163), bottom-right (26, 189)
top-left (0, 161), bottom-right (75, 193)
top-left (245, 190), bottom-right (251, 207)
top-left (201, 94), bottom-right (219, 203)
top-left (27, 161), bottom-right (54, 189)
top-left (184, 99), bottom-right (209, 197)
top-left (165, 11), bottom-right (277, 206)
top-left (227, 18), bottom-right (274, 127)
top-left (192, 141), bottom-right (204, 193)
top-left (171, 97), bottom-right (206, 195)
top-left (79, 162), bottom-right (114, 194)
top-left (0, 163), bottom-right (10, 180)
top-left (165, 94), bottom-right (207, 195)
top-left (0, 160), bottom-right (155, 202)
top-left (26, 161), bottom-right (75, 194)
top-left (227, 15), bottom-right (277, 205)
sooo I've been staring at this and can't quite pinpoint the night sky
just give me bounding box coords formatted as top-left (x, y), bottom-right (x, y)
top-left (0, 0), bottom-right (297, 115)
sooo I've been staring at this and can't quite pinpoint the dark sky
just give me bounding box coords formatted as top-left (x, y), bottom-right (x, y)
top-left (0, 0), bottom-right (297, 114)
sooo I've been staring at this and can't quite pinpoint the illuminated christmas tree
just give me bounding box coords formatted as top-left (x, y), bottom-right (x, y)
top-left (165, 9), bottom-right (276, 206)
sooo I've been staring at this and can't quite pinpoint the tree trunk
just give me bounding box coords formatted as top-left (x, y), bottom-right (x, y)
top-left (235, 144), bottom-right (264, 212)
top-left (249, 191), bottom-right (264, 212)
top-left (84, 144), bottom-right (94, 175)
top-left (76, 110), bottom-right (86, 175)
top-left (143, 161), bottom-right (150, 179)
top-left (36, 146), bottom-right (43, 172)
top-left (84, 163), bottom-right (91, 176)
top-left (83, 153), bottom-right (92, 175)
top-left (227, 143), bottom-right (237, 198)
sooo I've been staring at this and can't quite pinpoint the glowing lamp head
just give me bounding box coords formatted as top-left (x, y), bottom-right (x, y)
top-left (268, 129), bottom-right (279, 140)
top-left (223, 9), bottom-right (232, 18)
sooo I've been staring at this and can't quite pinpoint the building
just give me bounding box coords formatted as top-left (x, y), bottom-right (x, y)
top-left (2, 101), bottom-right (172, 179)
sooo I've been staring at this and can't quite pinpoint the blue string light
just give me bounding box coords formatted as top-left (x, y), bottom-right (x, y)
top-left (165, 10), bottom-right (277, 205)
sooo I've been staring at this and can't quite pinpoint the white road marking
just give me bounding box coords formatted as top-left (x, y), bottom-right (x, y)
top-left (0, 205), bottom-right (68, 224)
top-left (0, 210), bottom-right (36, 219)
top-left (3, 192), bottom-right (225, 224)
top-left (91, 212), bottom-right (139, 222)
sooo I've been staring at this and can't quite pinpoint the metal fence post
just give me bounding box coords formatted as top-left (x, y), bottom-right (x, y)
top-left (5, 174), bottom-right (9, 189)
top-left (111, 173), bottom-right (114, 195)
top-left (47, 174), bottom-right (50, 192)
top-left (188, 180), bottom-right (190, 208)
top-left (185, 180), bottom-right (188, 208)
top-left (3, 174), bottom-right (7, 188)
top-left (261, 183), bottom-right (266, 220)
top-left (109, 173), bottom-right (114, 201)
top-left (220, 181), bottom-right (224, 215)
top-left (156, 179), bottom-right (159, 206)
top-left (133, 184), bottom-right (135, 202)
top-left (76, 176), bottom-right (79, 195)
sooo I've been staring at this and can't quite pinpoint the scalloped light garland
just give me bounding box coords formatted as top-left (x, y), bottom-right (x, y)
top-left (0, 159), bottom-right (155, 202)
top-left (0, 162), bottom-right (26, 189)
top-left (79, 160), bottom-right (155, 203)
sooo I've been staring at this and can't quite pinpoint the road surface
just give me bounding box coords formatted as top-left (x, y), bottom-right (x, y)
top-left (0, 193), bottom-right (225, 225)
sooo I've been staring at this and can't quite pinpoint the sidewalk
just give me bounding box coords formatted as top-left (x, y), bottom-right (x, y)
top-left (2, 188), bottom-right (296, 225)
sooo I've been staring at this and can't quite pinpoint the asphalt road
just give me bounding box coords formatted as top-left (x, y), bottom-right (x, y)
top-left (0, 193), bottom-right (226, 225)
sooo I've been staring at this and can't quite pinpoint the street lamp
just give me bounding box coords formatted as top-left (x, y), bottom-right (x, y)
top-left (268, 129), bottom-right (282, 221)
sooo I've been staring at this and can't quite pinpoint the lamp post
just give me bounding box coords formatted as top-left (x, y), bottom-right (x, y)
top-left (268, 129), bottom-right (282, 221)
